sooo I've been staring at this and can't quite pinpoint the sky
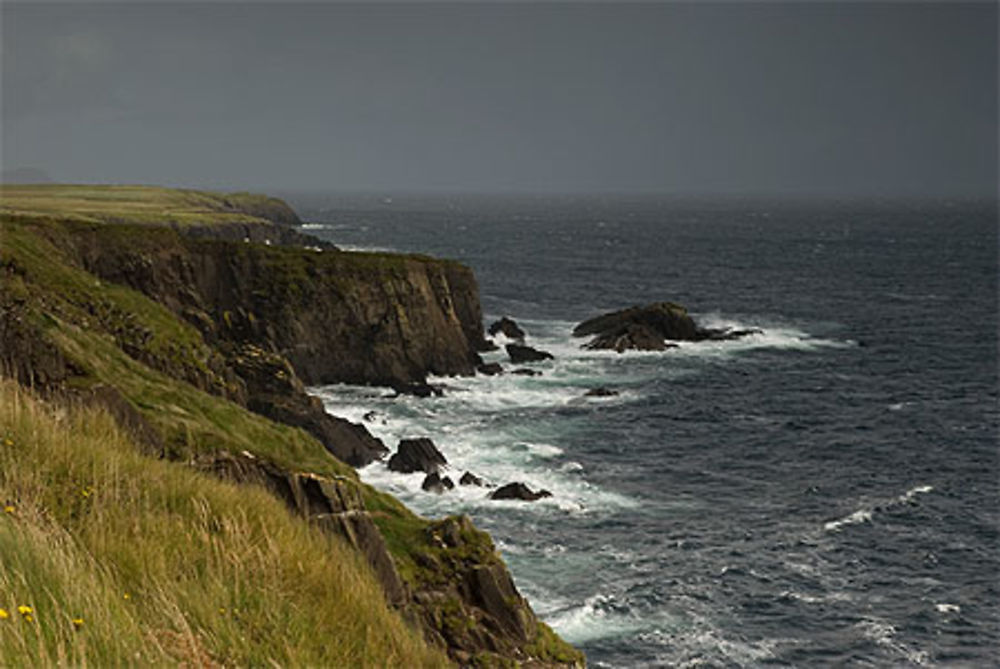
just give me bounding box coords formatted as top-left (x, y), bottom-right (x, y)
top-left (2, 1), bottom-right (997, 197)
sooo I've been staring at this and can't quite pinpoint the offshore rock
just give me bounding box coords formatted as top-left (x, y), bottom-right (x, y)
top-left (421, 472), bottom-right (455, 493)
top-left (510, 368), bottom-right (542, 377)
top-left (388, 438), bottom-right (448, 474)
top-left (488, 316), bottom-right (526, 342)
top-left (391, 381), bottom-right (445, 398)
top-left (459, 471), bottom-right (486, 487)
top-left (476, 362), bottom-right (504, 376)
top-left (490, 482), bottom-right (553, 502)
top-left (506, 343), bottom-right (554, 363)
top-left (574, 301), bottom-right (759, 351)
top-left (584, 387), bottom-right (620, 397)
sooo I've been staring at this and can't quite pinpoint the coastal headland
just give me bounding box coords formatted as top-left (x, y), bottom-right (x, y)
top-left (0, 184), bottom-right (583, 666)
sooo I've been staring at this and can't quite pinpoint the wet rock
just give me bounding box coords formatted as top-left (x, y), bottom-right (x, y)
top-left (459, 471), bottom-right (485, 487)
top-left (574, 302), bottom-right (759, 351)
top-left (391, 381), bottom-right (444, 398)
top-left (506, 343), bottom-right (553, 364)
top-left (477, 362), bottom-right (504, 376)
top-left (489, 482), bottom-right (552, 502)
top-left (510, 368), bottom-right (541, 377)
top-left (584, 387), bottom-right (619, 397)
top-left (363, 410), bottom-right (378, 422)
top-left (388, 437), bottom-right (448, 474)
top-left (422, 471), bottom-right (455, 493)
top-left (488, 317), bottom-right (526, 342)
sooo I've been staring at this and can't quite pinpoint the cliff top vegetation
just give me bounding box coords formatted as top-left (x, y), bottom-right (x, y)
top-left (0, 184), bottom-right (300, 227)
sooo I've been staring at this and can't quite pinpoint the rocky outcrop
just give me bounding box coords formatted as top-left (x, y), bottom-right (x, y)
top-left (490, 482), bottom-right (553, 502)
top-left (388, 438), bottom-right (448, 474)
top-left (196, 450), bottom-right (407, 606)
top-left (574, 301), bottom-right (760, 352)
top-left (583, 387), bottom-right (619, 397)
top-left (488, 316), bottom-right (526, 341)
top-left (477, 362), bottom-right (504, 376)
top-left (507, 343), bottom-right (554, 363)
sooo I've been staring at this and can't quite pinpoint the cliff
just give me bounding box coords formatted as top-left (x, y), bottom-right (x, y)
top-left (0, 185), bottom-right (581, 667)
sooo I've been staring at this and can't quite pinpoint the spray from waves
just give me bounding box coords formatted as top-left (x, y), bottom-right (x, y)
top-left (823, 484), bottom-right (934, 533)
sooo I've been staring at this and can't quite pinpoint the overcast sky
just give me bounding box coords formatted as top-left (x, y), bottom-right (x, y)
top-left (2, 2), bottom-right (996, 197)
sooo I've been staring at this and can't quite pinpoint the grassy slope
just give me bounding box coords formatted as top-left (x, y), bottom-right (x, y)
top-left (0, 380), bottom-right (448, 667)
top-left (0, 184), bottom-right (291, 227)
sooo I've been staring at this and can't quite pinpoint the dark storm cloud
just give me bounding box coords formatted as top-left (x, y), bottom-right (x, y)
top-left (2, 2), bottom-right (996, 196)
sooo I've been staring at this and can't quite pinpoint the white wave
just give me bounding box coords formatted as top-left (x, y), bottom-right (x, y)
top-left (899, 485), bottom-right (934, 503)
top-left (824, 508), bottom-right (873, 533)
top-left (854, 618), bottom-right (930, 665)
top-left (545, 593), bottom-right (646, 644)
top-left (298, 223), bottom-right (329, 230)
top-left (935, 603), bottom-right (961, 614)
top-left (823, 484), bottom-right (933, 533)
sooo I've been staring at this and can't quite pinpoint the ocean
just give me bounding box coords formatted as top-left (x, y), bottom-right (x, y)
top-left (294, 195), bottom-right (998, 667)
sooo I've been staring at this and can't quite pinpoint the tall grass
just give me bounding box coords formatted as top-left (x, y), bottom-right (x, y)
top-left (0, 380), bottom-right (447, 666)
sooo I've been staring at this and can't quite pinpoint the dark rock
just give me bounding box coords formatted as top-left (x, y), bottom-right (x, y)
top-left (574, 302), bottom-right (759, 352)
top-left (506, 343), bottom-right (554, 364)
top-left (584, 387), bottom-right (619, 397)
top-left (391, 381), bottom-right (444, 398)
top-left (362, 410), bottom-right (378, 422)
top-left (422, 471), bottom-right (455, 493)
top-left (488, 317), bottom-right (526, 342)
top-left (459, 471), bottom-right (485, 487)
top-left (489, 482), bottom-right (553, 502)
top-left (510, 368), bottom-right (541, 377)
top-left (388, 437), bottom-right (448, 474)
top-left (477, 362), bottom-right (504, 376)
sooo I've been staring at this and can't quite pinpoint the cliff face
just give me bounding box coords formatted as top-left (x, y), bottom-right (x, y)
top-left (72, 225), bottom-right (486, 386)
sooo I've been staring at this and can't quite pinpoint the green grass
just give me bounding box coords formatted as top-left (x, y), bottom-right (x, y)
top-left (0, 379), bottom-right (448, 667)
top-left (0, 184), bottom-right (293, 227)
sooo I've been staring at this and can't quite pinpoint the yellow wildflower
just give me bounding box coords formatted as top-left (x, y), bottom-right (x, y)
top-left (123, 593), bottom-right (130, 600)
top-left (0, 609), bottom-right (8, 620)
top-left (72, 618), bottom-right (84, 630)
top-left (17, 606), bottom-right (31, 616)
top-left (4, 506), bottom-right (14, 514)
top-left (3, 438), bottom-right (12, 447)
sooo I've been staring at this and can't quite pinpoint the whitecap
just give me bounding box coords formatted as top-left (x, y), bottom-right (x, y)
top-left (823, 508), bottom-right (873, 532)
top-left (935, 603), bottom-right (960, 614)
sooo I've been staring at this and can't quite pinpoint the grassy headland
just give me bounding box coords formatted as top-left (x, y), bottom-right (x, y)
top-left (0, 184), bottom-right (583, 666)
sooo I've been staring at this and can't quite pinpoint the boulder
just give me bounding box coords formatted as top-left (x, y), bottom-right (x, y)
top-left (510, 368), bottom-right (541, 377)
top-left (488, 317), bottom-right (526, 342)
top-left (422, 472), bottom-right (455, 493)
top-left (387, 437), bottom-right (448, 474)
top-left (459, 471), bottom-right (486, 487)
top-left (584, 387), bottom-right (619, 397)
top-left (477, 362), bottom-right (504, 376)
top-left (489, 482), bottom-right (552, 502)
top-left (506, 343), bottom-right (554, 364)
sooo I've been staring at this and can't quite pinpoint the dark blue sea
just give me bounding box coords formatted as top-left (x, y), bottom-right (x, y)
top-left (293, 194), bottom-right (998, 667)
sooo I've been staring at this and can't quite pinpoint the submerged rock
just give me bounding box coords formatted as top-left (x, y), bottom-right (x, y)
top-left (506, 343), bottom-right (554, 363)
top-left (421, 472), bottom-right (455, 493)
top-left (488, 317), bottom-right (526, 342)
top-left (510, 368), bottom-right (541, 377)
top-left (583, 387), bottom-right (619, 397)
top-left (387, 437), bottom-right (448, 474)
top-left (489, 482), bottom-right (552, 502)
